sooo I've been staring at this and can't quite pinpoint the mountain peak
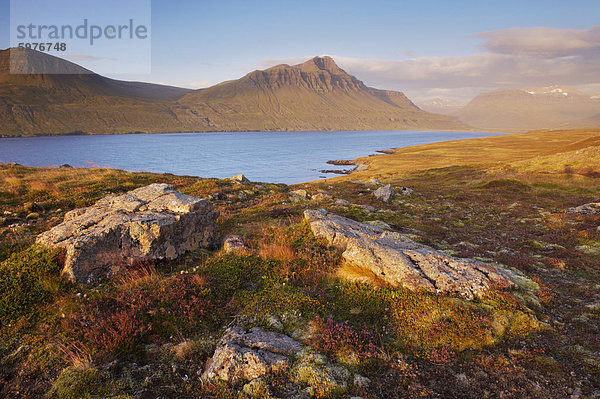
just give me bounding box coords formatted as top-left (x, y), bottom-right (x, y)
top-left (298, 56), bottom-right (343, 73)
top-left (1, 47), bottom-right (93, 75)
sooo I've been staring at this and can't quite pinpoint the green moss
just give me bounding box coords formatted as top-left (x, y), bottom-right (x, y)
top-left (47, 367), bottom-right (133, 399)
top-left (0, 245), bottom-right (64, 326)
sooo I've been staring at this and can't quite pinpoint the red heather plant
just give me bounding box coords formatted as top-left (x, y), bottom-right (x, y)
top-left (311, 317), bottom-right (379, 360)
top-left (65, 270), bottom-right (212, 358)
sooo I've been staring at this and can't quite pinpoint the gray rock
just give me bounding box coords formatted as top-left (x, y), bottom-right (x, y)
top-left (335, 199), bottom-right (351, 206)
top-left (304, 209), bottom-right (515, 299)
top-left (36, 184), bottom-right (218, 284)
top-left (399, 187), bottom-right (414, 196)
top-left (312, 193), bottom-right (332, 200)
top-left (203, 327), bottom-right (301, 384)
top-left (566, 202), bottom-right (600, 215)
top-left (228, 174), bottom-right (251, 184)
top-left (223, 235), bottom-right (249, 253)
top-left (289, 189), bottom-right (310, 200)
top-left (353, 374), bottom-right (371, 388)
top-left (373, 184), bottom-right (394, 203)
top-left (293, 349), bottom-right (350, 397)
top-left (367, 178), bottom-right (381, 185)
top-left (356, 204), bottom-right (377, 212)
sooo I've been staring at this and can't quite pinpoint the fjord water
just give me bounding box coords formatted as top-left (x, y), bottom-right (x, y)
top-left (0, 131), bottom-right (500, 184)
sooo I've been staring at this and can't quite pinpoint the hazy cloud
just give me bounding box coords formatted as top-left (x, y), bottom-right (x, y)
top-left (478, 25), bottom-right (600, 57)
top-left (65, 54), bottom-right (118, 62)
top-left (256, 26), bottom-right (600, 103)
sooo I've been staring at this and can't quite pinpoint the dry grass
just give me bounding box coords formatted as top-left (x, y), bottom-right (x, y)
top-left (324, 129), bottom-right (600, 184)
top-left (258, 242), bottom-right (296, 262)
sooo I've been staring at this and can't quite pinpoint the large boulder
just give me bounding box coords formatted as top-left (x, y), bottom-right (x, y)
top-left (37, 184), bottom-right (218, 284)
top-left (203, 327), bottom-right (301, 384)
top-left (304, 209), bottom-right (515, 299)
top-left (373, 184), bottom-right (394, 203)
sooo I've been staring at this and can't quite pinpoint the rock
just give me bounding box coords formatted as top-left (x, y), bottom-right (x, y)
top-left (566, 202), bottom-right (600, 215)
top-left (223, 235), bottom-right (250, 253)
top-left (335, 199), bottom-right (350, 206)
top-left (373, 184), bottom-right (394, 203)
top-left (363, 220), bottom-right (391, 230)
top-left (209, 192), bottom-right (225, 200)
top-left (353, 374), bottom-right (371, 389)
top-left (59, 163), bottom-right (72, 168)
top-left (356, 204), bottom-right (377, 212)
top-left (293, 349), bottom-right (350, 397)
top-left (367, 178), bottom-right (381, 185)
top-left (242, 377), bottom-right (272, 398)
top-left (228, 174), bottom-right (251, 184)
top-left (348, 180), bottom-right (367, 185)
top-left (304, 209), bottom-right (515, 299)
top-left (399, 187), bottom-right (413, 196)
top-left (36, 184), bottom-right (218, 284)
top-left (355, 163), bottom-right (369, 172)
top-left (289, 189), bottom-right (310, 200)
top-left (313, 193), bottom-right (332, 200)
top-left (203, 327), bottom-right (301, 384)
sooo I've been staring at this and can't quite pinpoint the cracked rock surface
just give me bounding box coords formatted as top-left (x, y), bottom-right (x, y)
top-left (202, 327), bottom-right (301, 384)
top-left (37, 183), bottom-right (218, 284)
top-left (304, 209), bottom-right (515, 299)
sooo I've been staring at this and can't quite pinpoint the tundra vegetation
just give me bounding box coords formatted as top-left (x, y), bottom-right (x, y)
top-left (0, 129), bottom-right (599, 398)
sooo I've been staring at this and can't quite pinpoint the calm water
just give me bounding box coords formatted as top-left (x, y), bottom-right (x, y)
top-left (0, 131), bottom-right (501, 184)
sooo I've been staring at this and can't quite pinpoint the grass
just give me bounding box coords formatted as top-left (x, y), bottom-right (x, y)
top-left (0, 129), bottom-right (599, 397)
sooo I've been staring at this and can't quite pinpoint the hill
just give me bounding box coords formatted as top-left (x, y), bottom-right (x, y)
top-left (454, 86), bottom-right (600, 131)
top-left (0, 49), bottom-right (468, 136)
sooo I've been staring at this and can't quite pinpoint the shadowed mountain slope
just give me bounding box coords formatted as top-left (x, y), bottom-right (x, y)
top-left (0, 49), bottom-right (468, 136)
top-left (455, 86), bottom-right (600, 131)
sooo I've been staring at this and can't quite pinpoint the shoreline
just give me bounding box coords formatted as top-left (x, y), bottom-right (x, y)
top-left (0, 127), bottom-right (516, 140)
top-left (0, 130), bottom-right (507, 185)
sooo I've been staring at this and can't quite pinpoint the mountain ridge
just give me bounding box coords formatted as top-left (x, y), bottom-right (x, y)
top-left (0, 49), bottom-right (469, 136)
top-left (454, 85), bottom-right (600, 130)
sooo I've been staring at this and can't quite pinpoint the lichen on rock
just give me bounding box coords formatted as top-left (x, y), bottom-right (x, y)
top-left (36, 183), bottom-right (218, 284)
top-left (304, 209), bottom-right (515, 299)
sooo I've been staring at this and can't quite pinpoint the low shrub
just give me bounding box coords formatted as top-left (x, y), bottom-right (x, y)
top-left (0, 245), bottom-right (63, 326)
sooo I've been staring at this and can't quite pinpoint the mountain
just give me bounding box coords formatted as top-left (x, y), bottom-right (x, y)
top-left (416, 97), bottom-right (465, 115)
top-left (0, 48), bottom-right (203, 136)
top-left (0, 49), bottom-right (468, 136)
top-left (178, 56), bottom-right (468, 132)
top-left (454, 86), bottom-right (600, 131)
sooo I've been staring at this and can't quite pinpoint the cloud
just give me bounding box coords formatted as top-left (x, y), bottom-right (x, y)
top-left (65, 54), bottom-right (118, 62)
top-left (255, 26), bottom-right (600, 103)
top-left (477, 25), bottom-right (600, 57)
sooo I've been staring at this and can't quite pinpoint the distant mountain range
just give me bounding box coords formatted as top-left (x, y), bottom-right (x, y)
top-left (0, 48), bottom-right (467, 136)
top-left (453, 86), bottom-right (600, 131)
top-left (416, 98), bottom-right (465, 115)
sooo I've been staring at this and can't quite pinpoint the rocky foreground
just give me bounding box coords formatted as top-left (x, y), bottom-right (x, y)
top-left (0, 159), bottom-right (599, 398)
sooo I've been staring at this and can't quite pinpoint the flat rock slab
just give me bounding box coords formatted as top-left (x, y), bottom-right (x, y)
top-left (566, 202), bottom-right (600, 215)
top-left (37, 183), bottom-right (218, 284)
top-left (203, 327), bottom-right (301, 384)
top-left (304, 209), bottom-right (515, 299)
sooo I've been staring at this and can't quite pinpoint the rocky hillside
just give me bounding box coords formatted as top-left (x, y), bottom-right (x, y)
top-left (455, 86), bottom-right (600, 130)
top-left (179, 56), bottom-right (468, 132)
top-left (0, 49), bottom-right (468, 136)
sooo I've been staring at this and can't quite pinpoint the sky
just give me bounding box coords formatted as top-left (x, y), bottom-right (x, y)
top-left (1, 0), bottom-right (600, 103)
